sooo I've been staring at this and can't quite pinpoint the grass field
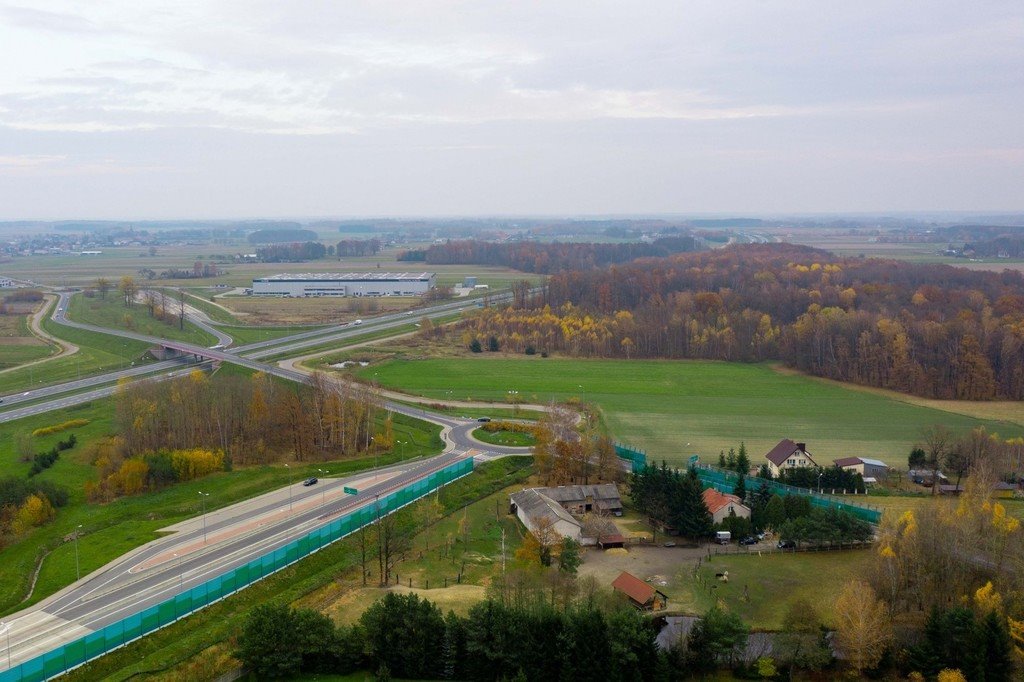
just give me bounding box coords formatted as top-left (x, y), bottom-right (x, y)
top-left (356, 357), bottom-right (1024, 468)
top-left (67, 292), bottom-right (217, 346)
top-left (0, 394), bottom-right (444, 616)
top-left (680, 550), bottom-right (875, 629)
top-left (0, 315), bottom-right (153, 395)
top-left (0, 298), bottom-right (54, 369)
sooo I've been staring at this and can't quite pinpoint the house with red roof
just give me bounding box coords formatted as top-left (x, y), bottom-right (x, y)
top-left (764, 439), bottom-right (819, 477)
top-left (612, 571), bottom-right (668, 611)
top-left (702, 488), bottom-right (751, 525)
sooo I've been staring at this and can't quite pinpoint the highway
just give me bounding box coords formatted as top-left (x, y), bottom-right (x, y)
top-left (0, 290), bottom-right (532, 676)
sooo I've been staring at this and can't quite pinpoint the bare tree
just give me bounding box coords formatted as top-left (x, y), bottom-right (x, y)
top-left (95, 277), bottom-right (112, 300)
top-left (177, 289), bottom-right (187, 330)
top-left (921, 425), bottom-right (953, 495)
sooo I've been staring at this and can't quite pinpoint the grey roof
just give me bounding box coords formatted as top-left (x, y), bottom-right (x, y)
top-left (860, 458), bottom-right (888, 468)
top-left (657, 617), bottom-right (775, 662)
top-left (532, 484), bottom-right (622, 506)
top-left (254, 272), bottom-right (433, 282)
top-left (510, 489), bottom-right (581, 529)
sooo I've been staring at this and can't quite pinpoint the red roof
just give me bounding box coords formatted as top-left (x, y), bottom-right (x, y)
top-left (702, 488), bottom-right (745, 514)
top-left (833, 457), bottom-right (862, 468)
top-left (612, 571), bottom-right (656, 605)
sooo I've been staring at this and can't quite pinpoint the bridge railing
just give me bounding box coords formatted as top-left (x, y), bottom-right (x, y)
top-left (0, 458), bottom-right (474, 682)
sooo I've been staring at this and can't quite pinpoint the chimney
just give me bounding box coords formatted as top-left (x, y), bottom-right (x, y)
top-left (796, 442), bottom-right (806, 452)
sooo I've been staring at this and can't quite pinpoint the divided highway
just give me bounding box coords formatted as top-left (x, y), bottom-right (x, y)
top-left (0, 290), bottom-right (531, 677)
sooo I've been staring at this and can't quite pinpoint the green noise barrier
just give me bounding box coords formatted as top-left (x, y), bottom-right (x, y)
top-left (0, 457), bottom-right (474, 682)
top-left (614, 443), bottom-right (880, 524)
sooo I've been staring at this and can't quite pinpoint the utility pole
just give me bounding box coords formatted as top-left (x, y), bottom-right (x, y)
top-left (501, 527), bottom-right (506, 576)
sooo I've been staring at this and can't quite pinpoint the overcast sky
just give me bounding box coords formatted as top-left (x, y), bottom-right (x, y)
top-left (1, 1), bottom-right (1022, 219)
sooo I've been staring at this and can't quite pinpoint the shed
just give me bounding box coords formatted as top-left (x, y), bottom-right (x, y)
top-left (612, 571), bottom-right (667, 611)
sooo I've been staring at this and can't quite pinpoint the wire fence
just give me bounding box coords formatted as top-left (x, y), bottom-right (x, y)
top-left (0, 458), bottom-right (474, 682)
top-left (613, 444), bottom-right (881, 524)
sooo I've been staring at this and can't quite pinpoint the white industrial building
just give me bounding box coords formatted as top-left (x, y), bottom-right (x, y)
top-left (0, 277), bottom-right (14, 288)
top-left (251, 272), bottom-right (436, 297)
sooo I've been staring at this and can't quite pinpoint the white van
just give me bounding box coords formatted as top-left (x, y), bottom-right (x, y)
top-left (715, 531), bottom-right (731, 545)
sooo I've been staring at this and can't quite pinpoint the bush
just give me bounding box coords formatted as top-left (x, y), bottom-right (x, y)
top-left (32, 419), bottom-right (90, 437)
top-left (29, 448), bottom-right (60, 477)
top-left (481, 420), bottom-right (537, 435)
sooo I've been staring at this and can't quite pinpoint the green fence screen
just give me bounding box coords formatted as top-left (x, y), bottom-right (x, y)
top-left (1, 458), bottom-right (474, 682)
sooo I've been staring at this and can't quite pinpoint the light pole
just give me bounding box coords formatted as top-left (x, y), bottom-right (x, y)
top-left (173, 552), bottom-right (182, 591)
top-left (817, 472), bottom-right (824, 494)
top-left (397, 439), bottom-right (406, 460)
top-left (198, 491), bottom-right (210, 543)
top-left (0, 620), bottom-right (11, 670)
top-left (73, 524), bottom-right (83, 581)
top-left (317, 469), bottom-right (329, 508)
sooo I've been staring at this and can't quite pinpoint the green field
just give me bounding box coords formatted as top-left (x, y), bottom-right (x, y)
top-left (0, 395), bottom-right (444, 616)
top-left (356, 357), bottom-right (1024, 468)
top-left (471, 427), bottom-right (536, 447)
top-left (67, 292), bottom-right (217, 346)
top-left (680, 550), bottom-right (875, 629)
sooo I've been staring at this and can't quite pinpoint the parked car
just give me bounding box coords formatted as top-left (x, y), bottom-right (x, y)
top-left (739, 536), bottom-right (758, 546)
top-left (303, 477), bottom-right (318, 487)
top-left (477, 417), bottom-right (491, 422)
top-left (777, 539), bottom-right (796, 549)
top-left (662, 541), bottom-right (677, 548)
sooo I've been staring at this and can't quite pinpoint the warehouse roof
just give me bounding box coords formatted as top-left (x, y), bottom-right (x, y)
top-left (254, 272), bottom-right (434, 282)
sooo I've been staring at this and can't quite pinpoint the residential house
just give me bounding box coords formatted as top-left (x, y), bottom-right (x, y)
top-left (764, 439), bottom-right (819, 478)
top-left (702, 488), bottom-right (751, 524)
top-left (833, 457), bottom-right (889, 484)
top-left (509, 489), bottom-right (584, 544)
top-left (992, 481), bottom-right (1019, 499)
top-left (612, 571), bottom-right (668, 611)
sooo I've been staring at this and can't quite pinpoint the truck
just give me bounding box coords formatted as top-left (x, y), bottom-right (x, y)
top-left (715, 531), bottom-right (731, 545)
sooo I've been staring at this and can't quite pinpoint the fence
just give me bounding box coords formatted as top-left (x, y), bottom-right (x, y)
top-left (0, 457), bottom-right (474, 682)
top-left (613, 443), bottom-right (881, 524)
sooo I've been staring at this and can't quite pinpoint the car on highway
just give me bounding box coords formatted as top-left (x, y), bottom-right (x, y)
top-left (777, 539), bottom-right (796, 549)
top-left (303, 477), bottom-right (318, 486)
top-left (477, 417), bottom-right (491, 422)
top-left (352, 319), bottom-right (363, 325)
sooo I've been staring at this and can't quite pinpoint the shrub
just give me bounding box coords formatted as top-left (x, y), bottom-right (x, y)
top-left (32, 419), bottom-right (90, 437)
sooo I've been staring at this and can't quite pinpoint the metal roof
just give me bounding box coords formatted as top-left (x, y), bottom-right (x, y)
top-left (254, 272), bottom-right (434, 282)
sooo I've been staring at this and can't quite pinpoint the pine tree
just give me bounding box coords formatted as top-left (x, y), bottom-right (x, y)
top-left (733, 475), bottom-right (747, 501)
top-left (736, 442), bottom-right (750, 475)
top-left (979, 610), bottom-right (1014, 682)
top-left (673, 469), bottom-right (713, 540)
top-left (718, 451), bottom-right (726, 468)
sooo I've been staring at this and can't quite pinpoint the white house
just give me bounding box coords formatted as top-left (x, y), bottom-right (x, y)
top-left (764, 439), bottom-right (819, 478)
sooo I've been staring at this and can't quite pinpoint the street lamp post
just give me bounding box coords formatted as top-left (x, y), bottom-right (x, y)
top-left (73, 524), bottom-right (83, 581)
top-left (284, 463), bottom-right (293, 510)
top-left (817, 472), bottom-right (824, 494)
top-left (317, 469), bottom-right (329, 508)
top-left (198, 492), bottom-right (210, 543)
top-left (173, 552), bottom-right (182, 591)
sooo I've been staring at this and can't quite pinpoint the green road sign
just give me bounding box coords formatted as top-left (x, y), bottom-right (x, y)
top-left (343, 486), bottom-right (358, 495)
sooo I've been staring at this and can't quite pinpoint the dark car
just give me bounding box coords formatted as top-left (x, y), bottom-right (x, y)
top-left (477, 417), bottom-right (491, 423)
top-left (777, 539), bottom-right (796, 549)
top-left (303, 477), bottom-right (318, 487)
top-left (739, 536), bottom-right (758, 546)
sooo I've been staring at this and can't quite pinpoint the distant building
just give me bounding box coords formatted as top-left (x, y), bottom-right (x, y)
top-left (908, 469), bottom-right (948, 486)
top-left (702, 488), bottom-right (751, 524)
top-left (612, 571), bottom-right (668, 611)
top-left (764, 439), bottom-right (819, 477)
top-left (833, 457), bottom-right (889, 481)
top-left (462, 276), bottom-right (477, 287)
top-left (509, 484), bottom-right (624, 546)
top-left (0, 276), bottom-right (14, 288)
top-left (251, 272), bottom-right (435, 297)
top-left (532, 484), bottom-right (623, 516)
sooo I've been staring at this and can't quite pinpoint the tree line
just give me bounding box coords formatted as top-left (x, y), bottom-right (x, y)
top-left (114, 371), bottom-right (381, 463)
top-left (397, 236), bottom-right (700, 274)
top-left (463, 243), bottom-right (1024, 399)
top-left (256, 241), bottom-right (327, 262)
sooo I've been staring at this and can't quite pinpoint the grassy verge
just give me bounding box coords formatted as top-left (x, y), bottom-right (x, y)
top-left (356, 357), bottom-right (1024, 468)
top-left (471, 427), bottom-right (535, 447)
top-left (68, 293), bottom-right (217, 347)
top-left (61, 458), bottom-right (533, 682)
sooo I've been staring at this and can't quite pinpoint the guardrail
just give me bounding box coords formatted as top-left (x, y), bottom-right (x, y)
top-left (0, 458), bottom-right (474, 682)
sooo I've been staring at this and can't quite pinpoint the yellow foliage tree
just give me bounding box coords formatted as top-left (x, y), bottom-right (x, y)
top-left (171, 448), bottom-right (225, 481)
top-left (937, 670), bottom-right (967, 682)
top-left (11, 494), bottom-right (56, 534)
top-left (834, 581), bottom-right (893, 673)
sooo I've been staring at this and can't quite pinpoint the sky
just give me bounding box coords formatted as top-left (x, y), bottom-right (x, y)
top-left (0, 1), bottom-right (1022, 220)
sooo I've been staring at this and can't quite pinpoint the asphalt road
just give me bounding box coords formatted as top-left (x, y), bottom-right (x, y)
top-left (0, 290), bottom-right (531, 674)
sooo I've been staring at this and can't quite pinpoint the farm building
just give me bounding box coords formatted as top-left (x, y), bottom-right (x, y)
top-left (701, 488), bottom-right (751, 524)
top-left (509, 489), bottom-right (584, 544)
top-left (833, 457), bottom-right (889, 482)
top-left (908, 469), bottom-right (948, 486)
top-left (0, 276), bottom-right (14, 288)
top-left (251, 272), bottom-right (435, 297)
top-left (612, 571), bottom-right (668, 611)
top-left (532, 484), bottom-right (623, 516)
top-left (764, 439), bottom-right (819, 477)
